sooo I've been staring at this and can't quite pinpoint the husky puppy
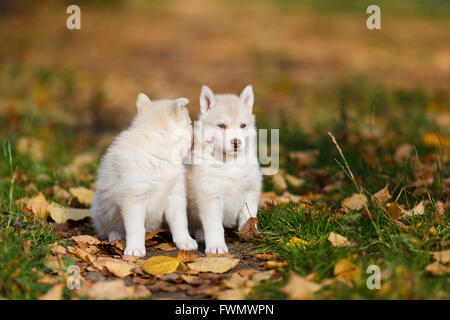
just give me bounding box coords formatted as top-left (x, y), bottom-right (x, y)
top-left (187, 85), bottom-right (262, 254)
top-left (92, 93), bottom-right (198, 256)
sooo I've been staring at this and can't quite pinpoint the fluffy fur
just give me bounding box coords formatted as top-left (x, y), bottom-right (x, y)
top-left (92, 93), bottom-right (198, 257)
top-left (187, 85), bottom-right (262, 254)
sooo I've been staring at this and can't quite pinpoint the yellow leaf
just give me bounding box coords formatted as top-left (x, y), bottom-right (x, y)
top-left (423, 132), bottom-right (450, 148)
top-left (281, 271), bottom-right (322, 299)
top-left (327, 232), bottom-right (351, 248)
top-left (334, 258), bottom-right (359, 281)
top-left (287, 237), bottom-right (309, 249)
top-left (48, 206), bottom-right (91, 224)
top-left (187, 257), bottom-right (239, 274)
top-left (143, 256), bottom-right (186, 275)
top-left (69, 187), bottom-right (94, 206)
top-left (154, 243), bottom-right (177, 251)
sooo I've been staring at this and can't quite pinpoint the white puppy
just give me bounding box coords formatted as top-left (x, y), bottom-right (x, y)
top-left (187, 85), bottom-right (262, 254)
top-left (92, 93), bottom-right (198, 257)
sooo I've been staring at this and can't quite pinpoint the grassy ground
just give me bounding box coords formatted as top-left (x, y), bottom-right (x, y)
top-left (0, 0), bottom-right (449, 299)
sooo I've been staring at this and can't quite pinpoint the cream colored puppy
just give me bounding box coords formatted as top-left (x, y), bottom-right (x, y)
top-left (187, 85), bottom-right (262, 254)
top-left (92, 93), bottom-right (198, 257)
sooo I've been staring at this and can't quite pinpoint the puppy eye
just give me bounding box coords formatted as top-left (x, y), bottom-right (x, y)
top-left (217, 123), bottom-right (226, 129)
top-left (240, 123), bottom-right (247, 128)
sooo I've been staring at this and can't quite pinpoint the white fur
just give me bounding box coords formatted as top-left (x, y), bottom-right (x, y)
top-left (187, 85), bottom-right (262, 254)
top-left (92, 93), bottom-right (198, 257)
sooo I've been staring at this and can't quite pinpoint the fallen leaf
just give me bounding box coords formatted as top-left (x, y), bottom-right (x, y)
top-left (394, 144), bottom-right (413, 163)
top-left (395, 220), bottom-right (411, 232)
top-left (248, 270), bottom-right (276, 286)
top-left (187, 257), bottom-right (239, 274)
top-left (217, 288), bottom-right (251, 300)
top-left (341, 194), bottom-right (368, 213)
top-left (154, 243), bottom-right (176, 251)
top-left (327, 232), bottom-right (351, 248)
top-left (432, 250), bottom-right (450, 264)
top-left (68, 246), bottom-right (96, 264)
top-left (288, 150), bottom-right (318, 168)
top-left (387, 202), bottom-right (402, 220)
top-left (143, 256), bottom-right (186, 275)
top-left (286, 237), bottom-right (309, 249)
top-left (423, 132), bottom-right (450, 148)
top-left (69, 187), bottom-right (94, 207)
top-left (334, 258), bottom-right (359, 281)
top-left (434, 201), bottom-right (444, 217)
top-left (402, 201), bottom-right (425, 217)
top-left (265, 260), bottom-right (288, 269)
top-left (272, 172), bottom-right (287, 193)
top-left (48, 206), bottom-right (92, 224)
top-left (86, 279), bottom-right (131, 300)
top-left (281, 271), bottom-right (322, 299)
top-left (27, 193), bottom-right (50, 219)
top-left (72, 235), bottom-right (101, 245)
top-left (206, 252), bottom-right (235, 258)
top-left (254, 253), bottom-right (279, 260)
top-left (372, 184), bottom-right (391, 206)
top-left (105, 261), bottom-right (138, 278)
top-left (222, 273), bottom-right (247, 289)
top-left (285, 174), bottom-right (305, 188)
top-left (237, 217), bottom-right (261, 240)
top-left (425, 261), bottom-right (450, 276)
top-left (39, 283), bottom-right (65, 300)
top-left (177, 251), bottom-right (198, 263)
top-left (17, 136), bottom-right (45, 161)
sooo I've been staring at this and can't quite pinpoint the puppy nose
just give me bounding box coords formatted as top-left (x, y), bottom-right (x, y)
top-left (232, 138), bottom-right (241, 150)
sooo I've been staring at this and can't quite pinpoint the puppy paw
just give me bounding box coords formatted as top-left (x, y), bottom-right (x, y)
top-left (205, 244), bottom-right (229, 255)
top-left (175, 237), bottom-right (198, 251)
top-left (108, 231), bottom-right (123, 242)
top-left (124, 246), bottom-right (146, 257)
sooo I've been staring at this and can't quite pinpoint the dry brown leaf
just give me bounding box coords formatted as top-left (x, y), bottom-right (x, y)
top-left (432, 250), bottom-right (450, 264)
top-left (86, 280), bottom-right (131, 300)
top-left (154, 243), bottom-right (176, 251)
top-left (206, 252), bottom-right (235, 258)
top-left (272, 172), bottom-right (287, 193)
top-left (402, 201), bottom-right (425, 217)
top-left (222, 273), bottom-right (247, 289)
top-left (247, 270), bottom-right (276, 287)
top-left (177, 251), bottom-right (198, 263)
top-left (27, 193), bottom-right (50, 219)
top-left (435, 201), bottom-right (444, 217)
top-left (145, 229), bottom-right (168, 241)
top-left (387, 202), bottom-right (402, 220)
top-left (394, 144), bottom-right (413, 163)
top-left (188, 257), bottom-right (239, 274)
top-left (264, 260), bottom-right (288, 269)
top-left (68, 246), bottom-right (96, 264)
top-left (17, 137), bottom-right (45, 161)
top-left (48, 206), bottom-right (92, 224)
top-left (334, 258), bottom-right (359, 281)
top-left (143, 256), bottom-right (186, 275)
top-left (341, 193), bottom-right (368, 213)
top-left (285, 174), bottom-right (305, 188)
top-left (281, 271), bottom-right (322, 299)
top-left (254, 253), bottom-right (279, 260)
top-left (237, 217), bottom-right (261, 240)
top-left (50, 243), bottom-right (67, 255)
top-left (69, 187), bottom-right (94, 206)
top-left (425, 261), bottom-right (450, 276)
top-left (105, 261), bottom-right (138, 278)
top-left (51, 186), bottom-right (71, 203)
top-left (371, 184), bottom-right (392, 206)
top-left (327, 232), bottom-right (351, 248)
top-left (39, 283), bottom-right (65, 300)
top-left (395, 220), bottom-right (411, 232)
top-left (288, 150), bottom-right (318, 168)
top-left (217, 288), bottom-right (251, 300)
top-left (72, 235), bottom-right (101, 245)
top-left (45, 255), bottom-right (66, 275)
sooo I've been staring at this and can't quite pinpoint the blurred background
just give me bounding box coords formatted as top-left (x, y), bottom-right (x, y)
top-left (0, 0), bottom-right (449, 163)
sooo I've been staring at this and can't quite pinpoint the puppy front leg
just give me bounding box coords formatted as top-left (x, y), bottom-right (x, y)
top-left (165, 193), bottom-right (198, 251)
top-left (238, 189), bottom-right (260, 230)
top-left (200, 200), bottom-right (228, 254)
top-left (122, 201), bottom-right (147, 257)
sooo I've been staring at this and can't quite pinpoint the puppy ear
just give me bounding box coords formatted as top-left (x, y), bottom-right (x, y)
top-left (170, 97), bottom-right (189, 118)
top-left (200, 85), bottom-right (216, 113)
top-left (136, 93), bottom-right (151, 112)
top-left (239, 85), bottom-right (254, 112)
